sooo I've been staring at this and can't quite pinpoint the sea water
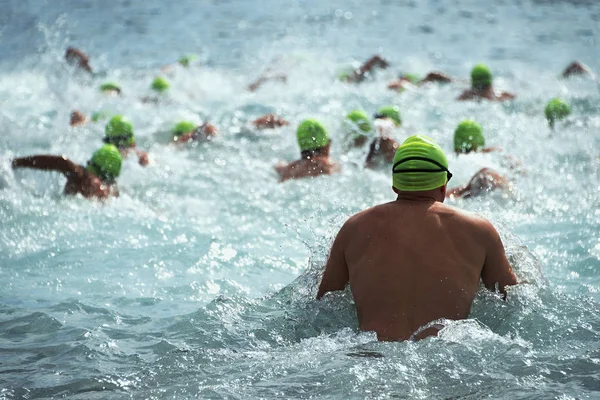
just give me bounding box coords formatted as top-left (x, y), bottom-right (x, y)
top-left (1, 0), bottom-right (600, 398)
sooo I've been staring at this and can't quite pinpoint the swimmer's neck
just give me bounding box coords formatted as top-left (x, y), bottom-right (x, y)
top-left (395, 188), bottom-right (445, 203)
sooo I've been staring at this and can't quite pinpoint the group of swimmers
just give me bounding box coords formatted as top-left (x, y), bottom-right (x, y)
top-left (10, 47), bottom-right (595, 342)
top-left (11, 47), bottom-right (589, 201)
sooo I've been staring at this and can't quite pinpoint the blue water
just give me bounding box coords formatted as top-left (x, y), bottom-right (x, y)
top-left (1, 0), bottom-right (600, 398)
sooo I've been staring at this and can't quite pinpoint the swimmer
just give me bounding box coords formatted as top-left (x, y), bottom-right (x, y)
top-left (103, 116), bottom-right (149, 166)
top-left (562, 61), bottom-right (593, 78)
top-left (161, 55), bottom-right (197, 73)
top-left (388, 71), bottom-right (453, 91)
top-left (454, 120), bottom-right (501, 154)
top-left (317, 135), bottom-right (517, 341)
top-left (339, 55), bottom-right (390, 83)
top-left (457, 64), bottom-right (515, 102)
top-left (446, 168), bottom-right (509, 199)
top-left (544, 98), bottom-right (571, 128)
top-left (343, 110), bottom-right (373, 148)
top-left (171, 121), bottom-right (218, 143)
top-left (65, 47), bottom-right (92, 73)
top-left (275, 119), bottom-right (340, 182)
top-left (70, 110), bottom-right (88, 127)
top-left (99, 82), bottom-right (122, 96)
top-left (364, 106), bottom-right (401, 168)
top-left (248, 74), bottom-right (287, 92)
top-left (141, 77), bottom-right (170, 103)
top-left (252, 114), bottom-right (290, 129)
top-left (12, 144), bottom-right (122, 199)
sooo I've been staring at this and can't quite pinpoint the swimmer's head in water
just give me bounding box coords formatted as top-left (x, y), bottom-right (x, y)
top-left (172, 121), bottom-right (197, 137)
top-left (151, 77), bottom-right (170, 93)
top-left (297, 119), bottom-right (330, 152)
top-left (454, 120), bottom-right (485, 154)
top-left (392, 135), bottom-right (451, 192)
top-left (178, 55), bottom-right (196, 67)
top-left (545, 98), bottom-right (571, 127)
top-left (374, 106), bottom-right (402, 126)
top-left (99, 82), bottom-right (121, 94)
top-left (471, 64), bottom-right (493, 88)
top-left (345, 110), bottom-right (373, 138)
top-left (87, 144), bottom-right (123, 183)
top-left (91, 111), bottom-right (110, 122)
top-left (104, 115), bottom-right (135, 147)
top-left (402, 73), bottom-right (421, 84)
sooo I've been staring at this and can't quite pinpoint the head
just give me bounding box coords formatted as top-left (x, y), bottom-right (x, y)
top-left (172, 121), bottom-right (197, 137)
top-left (374, 105), bottom-right (402, 127)
top-left (344, 109), bottom-right (373, 142)
top-left (401, 73), bottom-right (421, 85)
top-left (453, 120), bottom-right (485, 154)
top-left (151, 77), bottom-right (170, 93)
top-left (178, 55), bottom-right (196, 67)
top-left (104, 115), bottom-right (135, 148)
top-left (99, 82), bottom-right (121, 95)
top-left (392, 135), bottom-right (452, 202)
top-left (471, 63), bottom-right (493, 89)
top-left (544, 98), bottom-right (571, 128)
top-left (91, 111), bottom-right (110, 123)
top-left (297, 119), bottom-right (330, 158)
top-left (87, 144), bottom-right (123, 184)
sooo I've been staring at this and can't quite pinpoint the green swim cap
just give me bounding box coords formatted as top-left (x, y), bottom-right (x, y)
top-left (471, 64), bottom-right (493, 88)
top-left (402, 73), bottom-right (421, 84)
top-left (99, 82), bottom-right (121, 94)
top-left (172, 121), bottom-right (196, 137)
top-left (544, 98), bottom-right (571, 127)
top-left (345, 110), bottom-right (373, 136)
top-left (337, 68), bottom-right (353, 81)
top-left (392, 135), bottom-right (450, 192)
top-left (454, 120), bottom-right (485, 154)
top-left (151, 77), bottom-right (170, 93)
top-left (297, 119), bottom-right (330, 152)
top-left (375, 106), bottom-right (402, 126)
top-left (104, 115), bottom-right (135, 147)
top-left (178, 55), bottom-right (196, 67)
top-left (91, 111), bottom-right (110, 122)
top-left (87, 144), bottom-right (122, 183)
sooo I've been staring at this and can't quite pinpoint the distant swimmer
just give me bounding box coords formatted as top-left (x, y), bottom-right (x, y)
top-left (446, 168), bottom-right (509, 199)
top-left (317, 135), bottom-right (517, 341)
top-left (99, 82), bottom-right (122, 96)
top-left (171, 121), bottom-right (218, 143)
top-left (12, 144), bottom-right (122, 199)
top-left (252, 114), bottom-right (290, 129)
top-left (247, 74), bottom-right (287, 92)
top-left (65, 47), bottom-right (92, 73)
top-left (103, 116), bottom-right (149, 166)
top-left (544, 98), bottom-right (571, 129)
top-left (388, 71), bottom-right (453, 91)
top-left (275, 119), bottom-right (340, 182)
top-left (70, 110), bottom-right (88, 127)
top-left (338, 55), bottom-right (390, 83)
top-left (343, 109), bottom-right (373, 148)
top-left (365, 106), bottom-right (401, 168)
top-left (141, 77), bottom-right (170, 103)
top-left (453, 120), bottom-right (501, 154)
top-left (457, 64), bottom-right (515, 102)
top-left (562, 61), bottom-right (593, 78)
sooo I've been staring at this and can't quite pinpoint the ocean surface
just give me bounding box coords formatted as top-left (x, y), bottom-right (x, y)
top-left (1, 0), bottom-right (600, 398)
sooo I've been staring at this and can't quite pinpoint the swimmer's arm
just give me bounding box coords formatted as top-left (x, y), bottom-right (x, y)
top-left (420, 71), bottom-right (453, 84)
top-left (12, 155), bottom-right (83, 177)
top-left (364, 140), bottom-right (379, 169)
top-left (456, 90), bottom-right (472, 101)
top-left (134, 149), bottom-right (149, 166)
top-left (317, 225), bottom-right (350, 299)
top-left (480, 220), bottom-right (518, 296)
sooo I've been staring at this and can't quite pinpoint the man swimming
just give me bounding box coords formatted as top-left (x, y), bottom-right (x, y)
top-left (562, 61), bottom-right (593, 78)
top-left (364, 106), bottom-right (401, 168)
top-left (12, 144), bottom-right (122, 200)
top-left (387, 71), bottom-right (454, 91)
top-left (275, 119), bottom-right (340, 182)
top-left (317, 135), bottom-right (518, 341)
top-left (65, 47), bottom-right (93, 73)
top-left (171, 121), bottom-right (218, 143)
top-left (252, 114), bottom-right (290, 129)
top-left (453, 120), bottom-right (501, 154)
top-left (343, 109), bottom-right (373, 148)
top-left (457, 64), bottom-right (515, 102)
top-left (70, 110), bottom-right (88, 127)
top-left (103, 115), bottom-right (149, 166)
top-left (339, 55), bottom-right (390, 83)
top-left (446, 168), bottom-right (510, 199)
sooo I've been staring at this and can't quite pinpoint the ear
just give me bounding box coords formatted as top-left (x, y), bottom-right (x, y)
top-left (439, 185), bottom-right (447, 202)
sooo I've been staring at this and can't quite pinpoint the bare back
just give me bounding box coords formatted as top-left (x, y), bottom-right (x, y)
top-left (317, 199), bottom-right (517, 341)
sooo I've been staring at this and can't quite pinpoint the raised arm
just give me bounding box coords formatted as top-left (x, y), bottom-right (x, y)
top-left (12, 155), bottom-right (82, 177)
top-left (317, 225), bottom-right (350, 299)
top-left (480, 220), bottom-right (518, 296)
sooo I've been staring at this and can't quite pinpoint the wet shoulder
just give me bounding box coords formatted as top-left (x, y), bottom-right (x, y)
top-left (432, 202), bottom-right (492, 231)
